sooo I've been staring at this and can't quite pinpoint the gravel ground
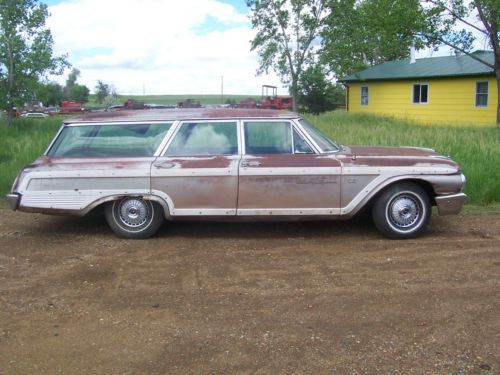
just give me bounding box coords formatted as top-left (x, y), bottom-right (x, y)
top-left (1, 208), bottom-right (499, 374)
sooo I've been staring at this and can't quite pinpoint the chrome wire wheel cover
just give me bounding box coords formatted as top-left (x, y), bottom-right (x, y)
top-left (388, 194), bottom-right (421, 229)
top-left (118, 198), bottom-right (149, 227)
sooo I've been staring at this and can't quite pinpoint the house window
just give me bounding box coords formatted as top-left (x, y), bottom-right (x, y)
top-left (360, 86), bottom-right (369, 105)
top-left (476, 81), bottom-right (488, 107)
top-left (413, 83), bottom-right (428, 104)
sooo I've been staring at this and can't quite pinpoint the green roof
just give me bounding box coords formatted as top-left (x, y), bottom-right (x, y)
top-left (340, 51), bottom-right (495, 83)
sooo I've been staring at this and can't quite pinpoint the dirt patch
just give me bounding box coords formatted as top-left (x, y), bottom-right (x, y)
top-left (1, 209), bottom-right (499, 374)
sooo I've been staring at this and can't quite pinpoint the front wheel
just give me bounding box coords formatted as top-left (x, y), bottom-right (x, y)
top-left (105, 197), bottom-right (164, 239)
top-left (372, 183), bottom-right (431, 239)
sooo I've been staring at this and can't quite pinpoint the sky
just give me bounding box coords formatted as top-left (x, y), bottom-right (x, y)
top-left (43, 0), bottom-right (282, 95)
top-left (42, 0), bottom-right (491, 96)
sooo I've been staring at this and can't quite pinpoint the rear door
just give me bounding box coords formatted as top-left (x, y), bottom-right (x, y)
top-left (237, 120), bottom-right (341, 216)
top-left (151, 120), bottom-right (240, 216)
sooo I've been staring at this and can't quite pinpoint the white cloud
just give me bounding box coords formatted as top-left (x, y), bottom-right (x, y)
top-left (46, 0), bottom-right (283, 95)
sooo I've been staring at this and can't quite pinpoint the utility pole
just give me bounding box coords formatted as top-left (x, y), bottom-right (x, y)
top-left (221, 75), bottom-right (224, 105)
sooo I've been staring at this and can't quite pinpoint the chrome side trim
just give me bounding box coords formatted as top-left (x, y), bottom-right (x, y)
top-left (435, 193), bottom-right (467, 216)
top-left (5, 193), bottom-right (20, 210)
top-left (237, 208), bottom-right (342, 216)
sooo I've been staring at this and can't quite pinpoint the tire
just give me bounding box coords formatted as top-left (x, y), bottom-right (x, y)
top-left (371, 183), bottom-right (431, 239)
top-left (105, 197), bottom-right (164, 239)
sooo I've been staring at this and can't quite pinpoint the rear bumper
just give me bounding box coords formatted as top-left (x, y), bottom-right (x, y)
top-left (435, 193), bottom-right (467, 216)
top-left (5, 193), bottom-right (20, 210)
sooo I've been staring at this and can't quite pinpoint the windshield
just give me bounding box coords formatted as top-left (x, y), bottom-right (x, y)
top-left (47, 123), bottom-right (171, 157)
top-left (299, 119), bottom-right (340, 152)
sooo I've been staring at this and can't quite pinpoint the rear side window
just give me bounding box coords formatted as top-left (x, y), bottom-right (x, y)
top-left (165, 122), bottom-right (238, 156)
top-left (47, 123), bottom-right (171, 157)
top-left (244, 121), bottom-right (292, 154)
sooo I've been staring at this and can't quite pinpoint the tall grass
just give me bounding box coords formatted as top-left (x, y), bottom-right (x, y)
top-left (305, 111), bottom-right (500, 205)
top-left (1, 111), bottom-right (498, 205)
top-left (0, 117), bottom-right (62, 195)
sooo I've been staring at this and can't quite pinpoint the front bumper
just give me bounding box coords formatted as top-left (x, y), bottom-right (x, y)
top-left (5, 193), bottom-right (20, 210)
top-left (435, 192), bottom-right (467, 216)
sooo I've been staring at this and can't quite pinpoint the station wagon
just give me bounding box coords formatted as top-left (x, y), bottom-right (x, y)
top-left (6, 109), bottom-right (467, 239)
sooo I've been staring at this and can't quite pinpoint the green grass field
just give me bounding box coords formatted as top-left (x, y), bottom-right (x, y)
top-left (1, 111), bottom-right (499, 206)
top-left (86, 94), bottom-right (260, 107)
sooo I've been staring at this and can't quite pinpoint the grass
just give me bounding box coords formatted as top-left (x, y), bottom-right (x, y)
top-left (1, 111), bottom-right (499, 206)
top-left (305, 111), bottom-right (500, 205)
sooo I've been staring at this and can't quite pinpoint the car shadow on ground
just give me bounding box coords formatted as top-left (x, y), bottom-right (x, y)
top-left (33, 209), bottom-right (378, 241)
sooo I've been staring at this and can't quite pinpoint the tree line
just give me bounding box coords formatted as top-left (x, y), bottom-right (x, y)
top-left (247, 0), bottom-right (499, 123)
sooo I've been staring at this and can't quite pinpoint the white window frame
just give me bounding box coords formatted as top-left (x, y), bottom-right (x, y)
top-left (475, 81), bottom-right (489, 108)
top-left (360, 86), bottom-right (369, 106)
top-left (412, 83), bottom-right (429, 104)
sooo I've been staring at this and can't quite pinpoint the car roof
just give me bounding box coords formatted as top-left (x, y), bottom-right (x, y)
top-left (64, 108), bottom-right (300, 124)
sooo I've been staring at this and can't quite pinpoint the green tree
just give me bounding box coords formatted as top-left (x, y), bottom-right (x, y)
top-left (63, 68), bottom-right (89, 103)
top-left (247, 0), bottom-right (327, 111)
top-left (95, 80), bottom-right (110, 105)
top-left (297, 65), bottom-right (345, 114)
top-left (0, 0), bottom-right (68, 124)
top-left (321, 0), bottom-right (425, 78)
top-left (35, 81), bottom-right (63, 106)
top-left (418, 0), bottom-right (500, 124)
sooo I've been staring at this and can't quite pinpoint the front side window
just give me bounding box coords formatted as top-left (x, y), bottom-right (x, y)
top-left (476, 81), bottom-right (488, 107)
top-left (298, 119), bottom-right (339, 153)
top-left (293, 129), bottom-right (314, 154)
top-left (361, 86), bottom-right (369, 105)
top-left (244, 121), bottom-right (292, 154)
top-left (47, 123), bottom-right (171, 157)
top-left (413, 83), bottom-right (428, 104)
top-left (165, 122), bottom-right (238, 156)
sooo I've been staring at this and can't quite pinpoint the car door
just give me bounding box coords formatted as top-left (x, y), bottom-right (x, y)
top-left (151, 120), bottom-right (240, 216)
top-left (237, 120), bottom-right (342, 216)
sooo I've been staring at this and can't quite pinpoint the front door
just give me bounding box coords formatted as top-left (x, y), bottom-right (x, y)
top-left (151, 120), bottom-right (240, 216)
top-left (237, 120), bottom-right (341, 216)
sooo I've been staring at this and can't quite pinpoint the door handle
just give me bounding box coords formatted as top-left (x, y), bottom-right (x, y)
top-left (241, 160), bottom-right (262, 168)
top-left (155, 161), bottom-right (177, 169)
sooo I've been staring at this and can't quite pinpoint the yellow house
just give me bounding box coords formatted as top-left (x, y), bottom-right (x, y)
top-left (340, 51), bottom-right (497, 125)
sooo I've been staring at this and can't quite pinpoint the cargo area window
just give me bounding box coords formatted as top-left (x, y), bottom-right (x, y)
top-left (165, 122), bottom-right (238, 156)
top-left (361, 86), bottom-right (369, 105)
top-left (47, 123), bottom-right (172, 157)
top-left (413, 84), bottom-right (428, 104)
top-left (476, 81), bottom-right (488, 107)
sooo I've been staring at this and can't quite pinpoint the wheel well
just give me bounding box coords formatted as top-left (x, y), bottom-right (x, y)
top-left (369, 179), bottom-right (437, 209)
top-left (83, 195), bottom-right (171, 218)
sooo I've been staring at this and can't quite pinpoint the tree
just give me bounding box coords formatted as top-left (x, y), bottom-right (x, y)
top-left (247, 0), bottom-right (327, 111)
top-left (297, 65), bottom-right (345, 114)
top-left (0, 0), bottom-right (68, 125)
top-left (321, 0), bottom-right (426, 78)
top-left (418, 0), bottom-right (500, 124)
top-left (63, 68), bottom-right (89, 103)
top-left (95, 80), bottom-right (110, 105)
top-left (35, 81), bottom-right (63, 106)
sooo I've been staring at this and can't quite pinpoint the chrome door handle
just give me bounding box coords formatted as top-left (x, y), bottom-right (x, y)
top-left (155, 161), bottom-right (176, 169)
top-left (241, 160), bottom-right (262, 167)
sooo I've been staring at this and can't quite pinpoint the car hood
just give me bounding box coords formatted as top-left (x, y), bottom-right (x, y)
top-left (340, 145), bottom-right (461, 173)
top-left (348, 145), bottom-right (441, 158)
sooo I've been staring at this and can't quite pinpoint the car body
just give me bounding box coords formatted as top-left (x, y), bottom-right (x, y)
top-left (6, 108), bottom-right (466, 239)
top-left (20, 112), bottom-right (49, 118)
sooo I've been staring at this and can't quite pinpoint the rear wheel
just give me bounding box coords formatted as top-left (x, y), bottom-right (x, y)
top-left (105, 197), bottom-right (164, 239)
top-left (372, 183), bottom-right (431, 239)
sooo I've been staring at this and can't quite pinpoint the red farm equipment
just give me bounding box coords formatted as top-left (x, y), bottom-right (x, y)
top-left (259, 85), bottom-right (293, 110)
top-left (60, 100), bottom-right (85, 114)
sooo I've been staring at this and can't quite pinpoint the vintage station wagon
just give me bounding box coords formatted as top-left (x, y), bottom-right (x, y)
top-left (6, 109), bottom-right (466, 239)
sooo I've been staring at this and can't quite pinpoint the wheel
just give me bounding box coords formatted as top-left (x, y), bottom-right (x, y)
top-left (105, 197), bottom-right (164, 239)
top-left (371, 183), bottom-right (431, 239)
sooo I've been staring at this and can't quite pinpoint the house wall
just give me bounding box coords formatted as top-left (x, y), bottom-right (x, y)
top-left (346, 76), bottom-right (498, 125)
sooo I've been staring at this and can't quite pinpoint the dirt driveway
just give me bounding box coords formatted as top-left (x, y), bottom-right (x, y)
top-left (0, 208), bottom-right (499, 374)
